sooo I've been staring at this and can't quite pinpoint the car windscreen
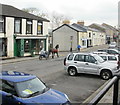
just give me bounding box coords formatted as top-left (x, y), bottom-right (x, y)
top-left (93, 54), bottom-right (105, 63)
top-left (16, 77), bottom-right (47, 98)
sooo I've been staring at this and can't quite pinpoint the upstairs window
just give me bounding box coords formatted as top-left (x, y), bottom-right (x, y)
top-left (0, 16), bottom-right (4, 33)
top-left (37, 21), bottom-right (43, 34)
top-left (26, 20), bottom-right (32, 34)
top-left (89, 32), bottom-right (91, 37)
top-left (14, 18), bottom-right (21, 34)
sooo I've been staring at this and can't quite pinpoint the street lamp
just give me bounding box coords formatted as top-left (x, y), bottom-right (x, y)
top-left (70, 36), bottom-right (73, 52)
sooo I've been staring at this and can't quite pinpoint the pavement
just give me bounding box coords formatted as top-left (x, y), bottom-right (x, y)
top-left (0, 44), bottom-right (120, 104)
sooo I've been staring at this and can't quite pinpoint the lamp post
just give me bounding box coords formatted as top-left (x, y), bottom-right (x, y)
top-left (70, 36), bottom-right (73, 52)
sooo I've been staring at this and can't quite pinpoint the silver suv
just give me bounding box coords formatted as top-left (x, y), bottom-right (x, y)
top-left (64, 53), bottom-right (120, 80)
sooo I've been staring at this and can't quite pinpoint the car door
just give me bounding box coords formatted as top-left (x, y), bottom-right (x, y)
top-left (73, 54), bottom-right (85, 73)
top-left (84, 55), bottom-right (99, 74)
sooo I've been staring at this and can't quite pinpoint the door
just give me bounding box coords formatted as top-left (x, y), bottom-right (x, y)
top-left (84, 55), bottom-right (99, 74)
top-left (73, 54), bottom-right (85, 73)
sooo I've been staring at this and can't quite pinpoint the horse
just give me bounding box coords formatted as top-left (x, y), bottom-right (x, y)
top-left (48, 48), bottom-right (59, 59)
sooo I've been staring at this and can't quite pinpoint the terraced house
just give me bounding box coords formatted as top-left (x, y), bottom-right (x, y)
top-left (0, 4), bottom-right (49, 57)
top-left (53, 22), bottom-right (106, 52)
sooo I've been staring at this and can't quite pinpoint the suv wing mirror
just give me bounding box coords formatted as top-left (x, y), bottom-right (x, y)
top-left (95, 61), bottom-right (98, 64)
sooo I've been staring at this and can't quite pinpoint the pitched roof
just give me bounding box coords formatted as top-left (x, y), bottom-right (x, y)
top-left (0, 4), bottom-right (49, 22)
top-left (53, 24), bottom-right (87, 32)
top-left (102, 23), bottom-right (117, 31)
top-left (89, 23), bottom-right (106, 32)
top-left (71, 23), bottom-right (87, 32)
top-left (71, 23), bottom-right (99, 32)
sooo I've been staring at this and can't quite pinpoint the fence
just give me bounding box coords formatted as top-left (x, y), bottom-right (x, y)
top-left (88, 76), bottom-right (120, 105)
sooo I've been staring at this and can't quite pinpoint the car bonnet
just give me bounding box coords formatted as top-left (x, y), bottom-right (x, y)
top-left (20, 89), bottom-right (68, 104)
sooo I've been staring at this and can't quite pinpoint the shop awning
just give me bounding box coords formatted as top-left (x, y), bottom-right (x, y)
top-left (16, 35), bottom-right (47, 39)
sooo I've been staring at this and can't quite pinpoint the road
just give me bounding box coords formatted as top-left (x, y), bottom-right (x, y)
top-left (1, 45), bottom-right (109, 103)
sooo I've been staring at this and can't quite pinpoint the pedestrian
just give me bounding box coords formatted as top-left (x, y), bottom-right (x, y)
top-left (55, 44), bottom-right (59, 49)
top-left (77, 45), bottom-right (81, 52)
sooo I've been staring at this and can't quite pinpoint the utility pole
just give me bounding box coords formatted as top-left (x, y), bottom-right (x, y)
top-left (118, 1), bottom-right (120, 68)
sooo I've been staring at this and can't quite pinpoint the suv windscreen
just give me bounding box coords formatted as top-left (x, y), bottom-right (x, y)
top-left (93, 54), bottom-right (104, 63)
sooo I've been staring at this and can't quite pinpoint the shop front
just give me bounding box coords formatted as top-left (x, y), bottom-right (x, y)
top-left (14, 35), bottom-right (48, 57)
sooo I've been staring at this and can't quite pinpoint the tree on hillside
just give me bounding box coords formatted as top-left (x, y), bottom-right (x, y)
top-left (22, 7), bottom-right (48, 18)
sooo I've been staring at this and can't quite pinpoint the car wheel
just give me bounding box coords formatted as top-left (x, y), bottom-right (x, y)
top-left (100, 70), bottom-right (112, 80)
top-left (68, 67), bottom-right (77, 76)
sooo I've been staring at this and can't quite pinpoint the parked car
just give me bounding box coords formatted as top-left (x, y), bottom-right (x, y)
top-left (109, 42), bottom-right (117, 48)
top-left (98, 54), bottom-right (118, 64)
top-left (98, 49), bottom-right (120, 55)
top-left (64, 53), bottom-right (120, 80)
top-left (0, 71), bottom-right (71, 105)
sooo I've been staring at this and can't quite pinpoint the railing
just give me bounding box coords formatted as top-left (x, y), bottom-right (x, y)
top-left (88, 76), bottom-right (119, 105)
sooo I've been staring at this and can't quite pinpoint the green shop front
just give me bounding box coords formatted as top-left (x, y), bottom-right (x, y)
top-left (14, 35), bottom-right (48, 57)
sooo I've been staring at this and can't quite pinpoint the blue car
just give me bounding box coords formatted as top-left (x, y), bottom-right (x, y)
top-left (0, 71), bottom-right (71, 105)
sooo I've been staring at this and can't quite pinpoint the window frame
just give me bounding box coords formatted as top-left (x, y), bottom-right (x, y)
top-left (14, 18), bottom-right (22, 34)
top-left (74, 54), bottom-right (85, 62)
top-left (26, 20), bottom-right (33, 34)
top-left (85, 55), bottom-right (96, 63)
top-left (37, 21), bottom-right (43, 34)
top-left (0, 16), bottom-right (5, 33)
top-left (67, 54), bottom-right (74, 60)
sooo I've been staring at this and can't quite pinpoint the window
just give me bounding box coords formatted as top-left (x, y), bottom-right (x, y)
top-left (74, 54), bottom-right (84, 61)
top-left (100, 56), bottom-right (107, 61)
top-left (37, 21), bottom-right (43, 34)
top-left (85, 55), bottom-right (96, 63)
top-left (0, 16), bottom-right (4, 33)
top-left (108, 50), bottom-right (118, 54)
top-left (89, 32), bottom-right (91, 37)
top-left (26, 20), bottom-right (32, 34)
top-left (67, 54), bottom-right (74, 60)
top-left (108, 56), bottom-right (117, 61)
top-left (14, 18), bottom-right (21, 33)
top-left (82, 40), bottom-right (86, 46)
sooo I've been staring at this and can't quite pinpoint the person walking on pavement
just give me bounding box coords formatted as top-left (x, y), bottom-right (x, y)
top-left (77, 45), bottom-right (81, 52)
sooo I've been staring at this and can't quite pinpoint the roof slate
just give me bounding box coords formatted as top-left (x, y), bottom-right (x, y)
top-left (0, 4), bottom-right (49, 22)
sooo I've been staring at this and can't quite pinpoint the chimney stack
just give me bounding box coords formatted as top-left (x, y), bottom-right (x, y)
top-left (77, 21), bottom-right (84, 26)
top-left (63, 20), bottom-right (70, 24)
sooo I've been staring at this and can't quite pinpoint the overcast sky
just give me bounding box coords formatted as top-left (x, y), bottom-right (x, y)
top-left (0, 0), bottom-right (119, 26)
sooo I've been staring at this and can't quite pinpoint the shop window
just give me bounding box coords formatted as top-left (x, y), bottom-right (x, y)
top-left (26, 20), bottom-right (32, 34)
top-left (0, 16), bottom-right (4, 33)
top-left (14, 18), bottom-right (21, 34)
top-left (37, 21), bottom-right (43, 34)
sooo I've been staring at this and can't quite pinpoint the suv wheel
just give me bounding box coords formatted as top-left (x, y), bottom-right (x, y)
top-left (100, 70), bottom-right (112, 80)
top-left (68, 67), bottom-right (77, 76)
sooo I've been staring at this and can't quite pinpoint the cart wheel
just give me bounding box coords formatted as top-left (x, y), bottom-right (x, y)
top-left (39, 55), bottom-right (42, 60)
